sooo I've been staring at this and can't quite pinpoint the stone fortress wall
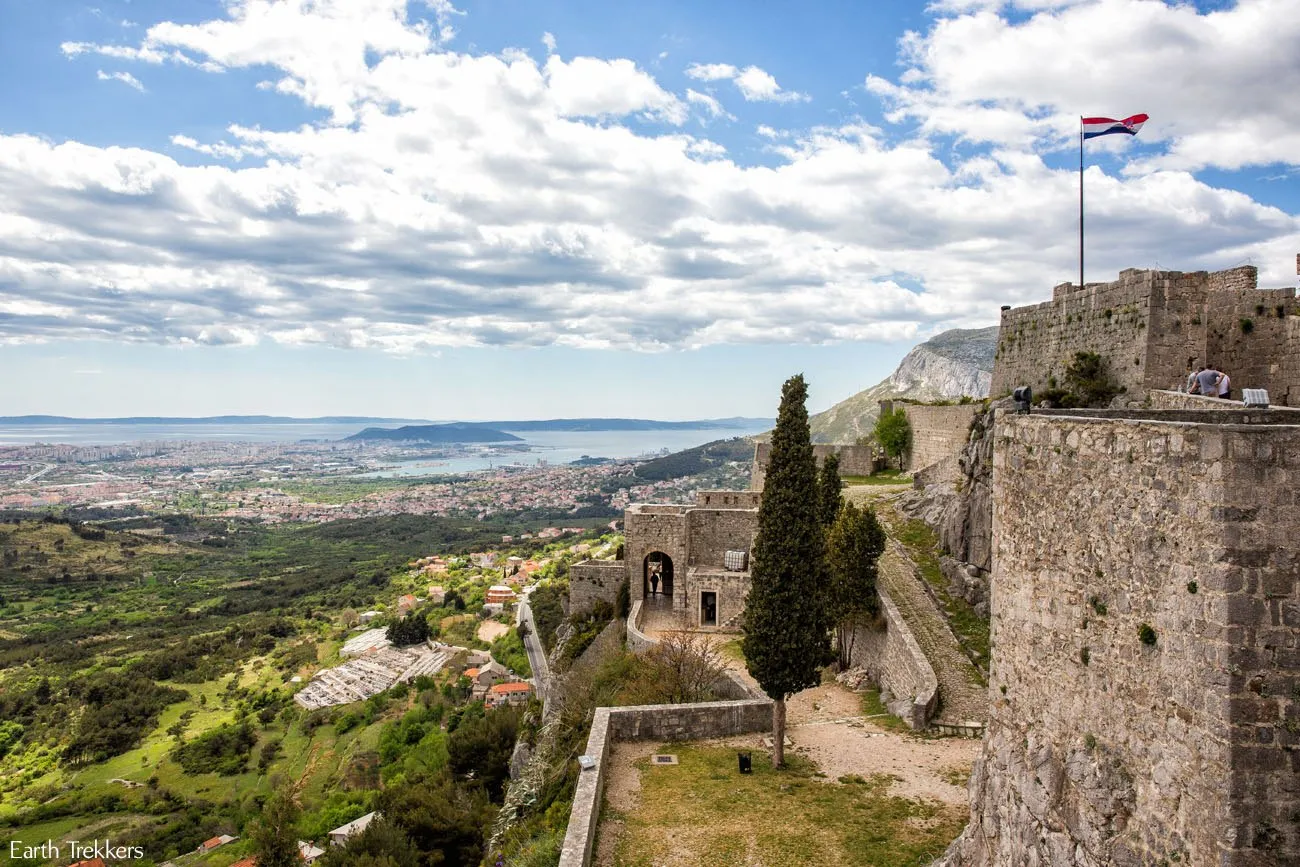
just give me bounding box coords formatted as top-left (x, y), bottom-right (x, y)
top-left (879, 401), bottom-right (982, 473)
top-left (940, 408), bottom-right (1300, 866)
top-left (567, 561), bottom-right (625, 612)
top-left (750, 442), bottom-right (875, 491)
top-left (989, 265), bottom-right (1300, 404)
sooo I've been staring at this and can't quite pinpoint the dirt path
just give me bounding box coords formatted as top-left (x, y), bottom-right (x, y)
top-left (845, 486), bottom-right (988, 726)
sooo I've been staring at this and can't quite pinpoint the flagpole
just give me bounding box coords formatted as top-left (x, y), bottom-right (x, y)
top-left (1079, 117), bottom-right (1084, 289)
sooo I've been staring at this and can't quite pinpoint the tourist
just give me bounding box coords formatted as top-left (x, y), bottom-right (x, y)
top-left (649, 563), bottom-right (660, 596)
top-left (1185, 364), bottom-right (1200, 393)
top-left (1218, 370), bottom-right (1232, 401)
top-left (1195, 365), bottom-right (1222, 399)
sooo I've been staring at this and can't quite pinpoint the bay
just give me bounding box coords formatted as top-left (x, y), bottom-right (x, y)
top-left (357, 427), bottom-right (769, 477)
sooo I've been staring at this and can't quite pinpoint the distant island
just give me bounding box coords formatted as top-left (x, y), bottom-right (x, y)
top-left (345, 423), bottom-right (523, 443)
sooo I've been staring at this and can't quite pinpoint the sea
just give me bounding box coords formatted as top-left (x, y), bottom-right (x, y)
top-left (0, 422), bottom-right (771, 476)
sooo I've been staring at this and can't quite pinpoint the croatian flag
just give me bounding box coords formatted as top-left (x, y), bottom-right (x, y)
top-left (1082, 114), bottom-right (1149, 140)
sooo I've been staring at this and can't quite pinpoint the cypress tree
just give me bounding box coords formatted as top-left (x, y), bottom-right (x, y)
top-left (743, 374), bottom-right (832, 767)
top-left (816, 452), bottom-right (842, 527)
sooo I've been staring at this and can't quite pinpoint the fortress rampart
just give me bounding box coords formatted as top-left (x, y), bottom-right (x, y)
top-left (878, 401), bottom-right (982, 473)
top-left (750, 442), bottom-right (875, 490)
top-left (989, 266), bottom-right (1300, 404)
top-left (941, 408), bottom-right (1300, 866)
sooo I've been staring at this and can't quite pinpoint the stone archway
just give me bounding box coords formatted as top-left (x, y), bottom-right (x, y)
top-left (643, 552), bottom-right (674, 600)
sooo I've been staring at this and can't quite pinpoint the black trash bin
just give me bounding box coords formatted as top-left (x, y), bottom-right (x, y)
top-left (738, 751), bottom-right (752, 774)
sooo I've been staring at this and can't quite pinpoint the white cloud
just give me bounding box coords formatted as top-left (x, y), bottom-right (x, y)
top-left (733, 66), bottom-right (808, 103)
top-left (686, 89), bottom-right (733, 121)
top-left (870, 0), bottom-right (1300, 173)
top-left (170, 134), bottom-right (265, 162)
top-left (686, 62), bottom-right (807, 104)
top-left (685, 62), bottom-right (737, 81)
top-left (9, 0), bottom-right (1299, 355)
top-left (541, 31), bottom-right (556, 54)
top-left (96, 69), bottom-right (145, 91)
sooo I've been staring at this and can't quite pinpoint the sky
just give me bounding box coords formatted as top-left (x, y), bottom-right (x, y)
top-left (0, 0), bottom-right (1297, 420)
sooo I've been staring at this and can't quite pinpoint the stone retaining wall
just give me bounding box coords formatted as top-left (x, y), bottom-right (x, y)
top-left (558, 698), bottom-right (773, 867)
top-left (1148, 389), bottom-right (1300, 412)
top-left (625, 601), bottom-right (654, 653)
top-left (568, 561), bottom-right (625, 614)
top-left (849, 586), bottom-right (939, 729)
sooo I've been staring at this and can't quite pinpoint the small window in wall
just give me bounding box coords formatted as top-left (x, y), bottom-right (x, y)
top-left (701, 591), bottom-right (717, 627)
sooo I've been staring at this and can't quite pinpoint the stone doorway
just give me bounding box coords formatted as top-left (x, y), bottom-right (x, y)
top-left (643, 552), bottom-right (674, 600)
top-left (700, 591), bottom-right (717, 627)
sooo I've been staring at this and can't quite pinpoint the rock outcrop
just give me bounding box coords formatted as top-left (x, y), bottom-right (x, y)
top-left (897, 400), bottom-right (999, 616)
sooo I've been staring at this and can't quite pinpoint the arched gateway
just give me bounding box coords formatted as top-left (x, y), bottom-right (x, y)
top-left (642, 551), bottom-right (674, 601)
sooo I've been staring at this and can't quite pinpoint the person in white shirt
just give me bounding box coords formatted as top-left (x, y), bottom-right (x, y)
top-left (1218, 371), bottom-right (1231, 400)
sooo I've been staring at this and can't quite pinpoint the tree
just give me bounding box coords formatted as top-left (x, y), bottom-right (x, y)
top-left (826, 501), bottom-right (887, 669)
top-left (248, 789), bottom-right (301, 867)
top-left (387, 612), bottom-right (430, 647)
top-left (874, 407), bottom-right (912, 470)
top-left (317, 817), bottom-right (420, 867)
top-left (742, 374), bottom-right (832, 768)
top-left (630, 630), bottom-right (727, 704)
top-left (816, 453), bottom-right (842, 527)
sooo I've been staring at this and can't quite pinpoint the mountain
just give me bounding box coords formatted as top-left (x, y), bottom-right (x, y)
top-left (486, 417), bottom-right (772, 432)
top-left (0, 415), bottom-right (436, 425)
top-left (0, 415), bottom-right (772, 431)
top-left (808, 326), bottom-right (999, 443)
top-left (345, 423), bottom-right (523, 443)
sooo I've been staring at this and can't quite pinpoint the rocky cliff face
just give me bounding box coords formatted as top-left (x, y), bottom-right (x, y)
top-left (809, 326), bottom-right (997, 443)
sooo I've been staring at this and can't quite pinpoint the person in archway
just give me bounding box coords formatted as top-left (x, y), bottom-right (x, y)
top-left (649, 561), bottom-right (661, 596)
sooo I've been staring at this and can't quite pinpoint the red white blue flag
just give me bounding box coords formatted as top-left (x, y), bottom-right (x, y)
top-left (1082, 114), bottom-right (1149, 140)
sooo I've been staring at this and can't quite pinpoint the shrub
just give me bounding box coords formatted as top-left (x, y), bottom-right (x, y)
top-left (1240, 317), bottom-right (1254, 334)
top-left (1137, 623), bottom-right (1158, 646)
top-left (171, 722), bottom-right (257, 775)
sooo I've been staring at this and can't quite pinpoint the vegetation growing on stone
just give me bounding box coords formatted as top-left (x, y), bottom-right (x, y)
top-left (1040, 350), bottom-right (1122, 408)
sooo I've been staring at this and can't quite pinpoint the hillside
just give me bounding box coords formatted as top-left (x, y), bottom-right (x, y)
top-left (345, 422), bottom-right (522, 443)
top-left (630, 437), bottom-right (755, 481)
top-left (809, 326), bottom-right (998, 443)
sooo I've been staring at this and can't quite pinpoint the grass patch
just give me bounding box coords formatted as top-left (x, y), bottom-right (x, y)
top-left (888, 516), bottom-right (989, 680)
top-left (841, 470), bottom-right (909, 487)
top-left (608, 745), bottom-right (963, 866)
top-left (717, 639), bottom-right (746, 666)
top-left (859, 688), bottom-right (914, 735)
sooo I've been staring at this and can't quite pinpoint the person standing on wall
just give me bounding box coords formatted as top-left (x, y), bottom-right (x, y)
top-left (1196, 365), bottom-right (1223, 399)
